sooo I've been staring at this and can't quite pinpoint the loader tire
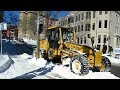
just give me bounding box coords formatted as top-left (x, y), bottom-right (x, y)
top-left (70, 55), bottom-right (89, 75)
top-left (100, 56), bottom-right (111, 72)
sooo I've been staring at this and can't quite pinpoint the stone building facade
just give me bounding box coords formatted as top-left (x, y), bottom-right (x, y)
top-left (59, 11), bottom-right (120, 53)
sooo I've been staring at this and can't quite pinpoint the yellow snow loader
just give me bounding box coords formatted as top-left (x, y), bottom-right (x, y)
top-left (39, 26), bottom-right (111, 75)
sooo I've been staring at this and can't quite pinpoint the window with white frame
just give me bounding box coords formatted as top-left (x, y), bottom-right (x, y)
top-left (105, 11), bottom-right (108, 14)
top-left (99, 11), bottom-right (102, 15)
top-left (92, 23), bottom-right (95, 30)
top-left (98, 35), bottom-right (101, 43)
top-left (88, 12), bottom-right (91, 19)
top-left (78, 25), bottom-right (80, 32)
top-left (82, 13), bottom-right (84, 20)
top-left (93, 11), bottom-right (95, 18)
top-left (86, 12), bottom-right (88, 19)
top-left (78, 14), bottom-right (80, 21)
top-left (81, 37), bottom-right (83, 44)
top-left (84, 37), bottom-right (86, 44)
top-left (99, 20), bottom-right (102, 28)
top-left (104, 20), bottom-right (107, 28)
top-left (103, 35), bottom-right (107, 43)
top-left (81, 25), bottom-right (83, 31)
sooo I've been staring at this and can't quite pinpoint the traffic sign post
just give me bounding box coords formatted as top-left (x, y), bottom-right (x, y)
top-left (0, 22), bottom-right (7, 56)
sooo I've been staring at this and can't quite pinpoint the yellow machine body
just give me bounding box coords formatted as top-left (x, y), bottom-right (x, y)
top-left (39, 26), bottom-right (103, 68)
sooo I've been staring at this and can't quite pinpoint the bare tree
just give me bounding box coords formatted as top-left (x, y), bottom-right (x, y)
top-left (18, 11), bottom-right (61, 40)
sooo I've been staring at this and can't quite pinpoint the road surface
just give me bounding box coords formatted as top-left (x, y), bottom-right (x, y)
top-left (111, 63), bottom-right (120, 78)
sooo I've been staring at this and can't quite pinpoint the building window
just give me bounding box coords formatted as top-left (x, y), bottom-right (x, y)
top-left (88, 12), bottom-right (91, 19)
top-left (99, 20), bottom-right (102, 28)
top-left (103, 35), bottom-right (107, 43)
top-left (75, 15), bottom-right (77, 22)
top-left (85, 24), bottom-right (87, 31)
top-left (98, 35), bottom-right (101, 43)
top-left (104, 20), bottom-right (107, 28)
top-left (78, 14), bottom-right (80, 21)
top-left (105, 11), bottom-right (108, 14)
top-left (78, 25), bottom-right (80, 32)
top-left (86, 12), bottom-right (88, 19)
top-left (82, 13), bottom-right (84, 20)
top-left (81, 37), bottom-right (83, 44)
top-left (116, 38), bottom-right (119, 47)
top-left (88, 24), bottom-right (90, 31)
top-left (92, 23), bottom-right (95, 30)
top-left (92, 37), bottom-right (94, 44)
top-left (99, 11), bottom-right (102, 15)
top-left (116, 15), bottom-right (119, 23)
top-left (81, 25), bottom-right (83, 31)
top-left (84, 37), bottom-right (86, 44)
top-left (74, 26), bottom-right (77, 32)
top-left (97, 45), bottom-right (101, 50)
top-left (68, 17), bottom-right (74, 24)
top-left (93, 11), bottom-right (95, 18)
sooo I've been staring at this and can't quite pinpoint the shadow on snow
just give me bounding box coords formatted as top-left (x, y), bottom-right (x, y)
top-left (12, 66), bottom-right (54, 79)
top-left (1, 39), bottom-right (35, 56)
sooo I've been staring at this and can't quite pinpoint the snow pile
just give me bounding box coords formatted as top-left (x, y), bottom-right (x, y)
top-left (0, 53), bottom-right (119, 79)
top-left (0, 55), bottom-right (14, 73)
top-left (28, 57), bottom-right (47, 67)
top-left (51, 65), bottom-right (119, 79)
top-left (23, 38), bottom-right (36, 45)
top-left (20, 53), bottom-right (33, 60)
top-left (102, 54), bottom-right (120, 64)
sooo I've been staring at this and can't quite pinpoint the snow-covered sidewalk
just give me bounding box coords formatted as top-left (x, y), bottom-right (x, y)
top-left (0, 55), bottom-right (14, 73)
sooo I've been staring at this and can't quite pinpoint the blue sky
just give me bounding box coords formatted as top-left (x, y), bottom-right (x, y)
top-left (3, 11), bottom-right (69, 25)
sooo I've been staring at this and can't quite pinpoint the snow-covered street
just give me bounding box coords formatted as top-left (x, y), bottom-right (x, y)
top-left (0, 39), bottom-right (120, 79)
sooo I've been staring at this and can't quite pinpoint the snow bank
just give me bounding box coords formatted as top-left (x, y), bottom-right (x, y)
top-left (51, 65), bottom-right (119, 79)
top-left (23, 38), bottom-right (36, 45)
top-left (28, 57), bottom-right (47, 67)
top-left (0, 55), bottom-right (14, 73)
top-left (20, 53), bottom-right (33, 60)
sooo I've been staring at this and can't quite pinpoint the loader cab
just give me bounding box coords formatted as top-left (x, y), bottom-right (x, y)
top-left (48, 26), bottom-right (70, 49)
top-left (48, 27), bottom-right (59, 49)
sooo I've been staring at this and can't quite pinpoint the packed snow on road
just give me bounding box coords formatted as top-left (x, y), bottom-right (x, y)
top-left (0, 53), bottom-right (119, 79)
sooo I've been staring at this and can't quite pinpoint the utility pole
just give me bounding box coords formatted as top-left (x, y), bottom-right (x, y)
top-left (36, 11), bottom-right (40, 59)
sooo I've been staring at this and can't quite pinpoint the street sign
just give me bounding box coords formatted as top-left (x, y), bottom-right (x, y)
top-left (0, 22), bottom-right (7, 30)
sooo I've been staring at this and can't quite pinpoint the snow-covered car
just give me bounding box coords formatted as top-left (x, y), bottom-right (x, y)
top-left (113, 48), bottom-right (120, 59)
top-left (102, 54), bottom-right (120, 64)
